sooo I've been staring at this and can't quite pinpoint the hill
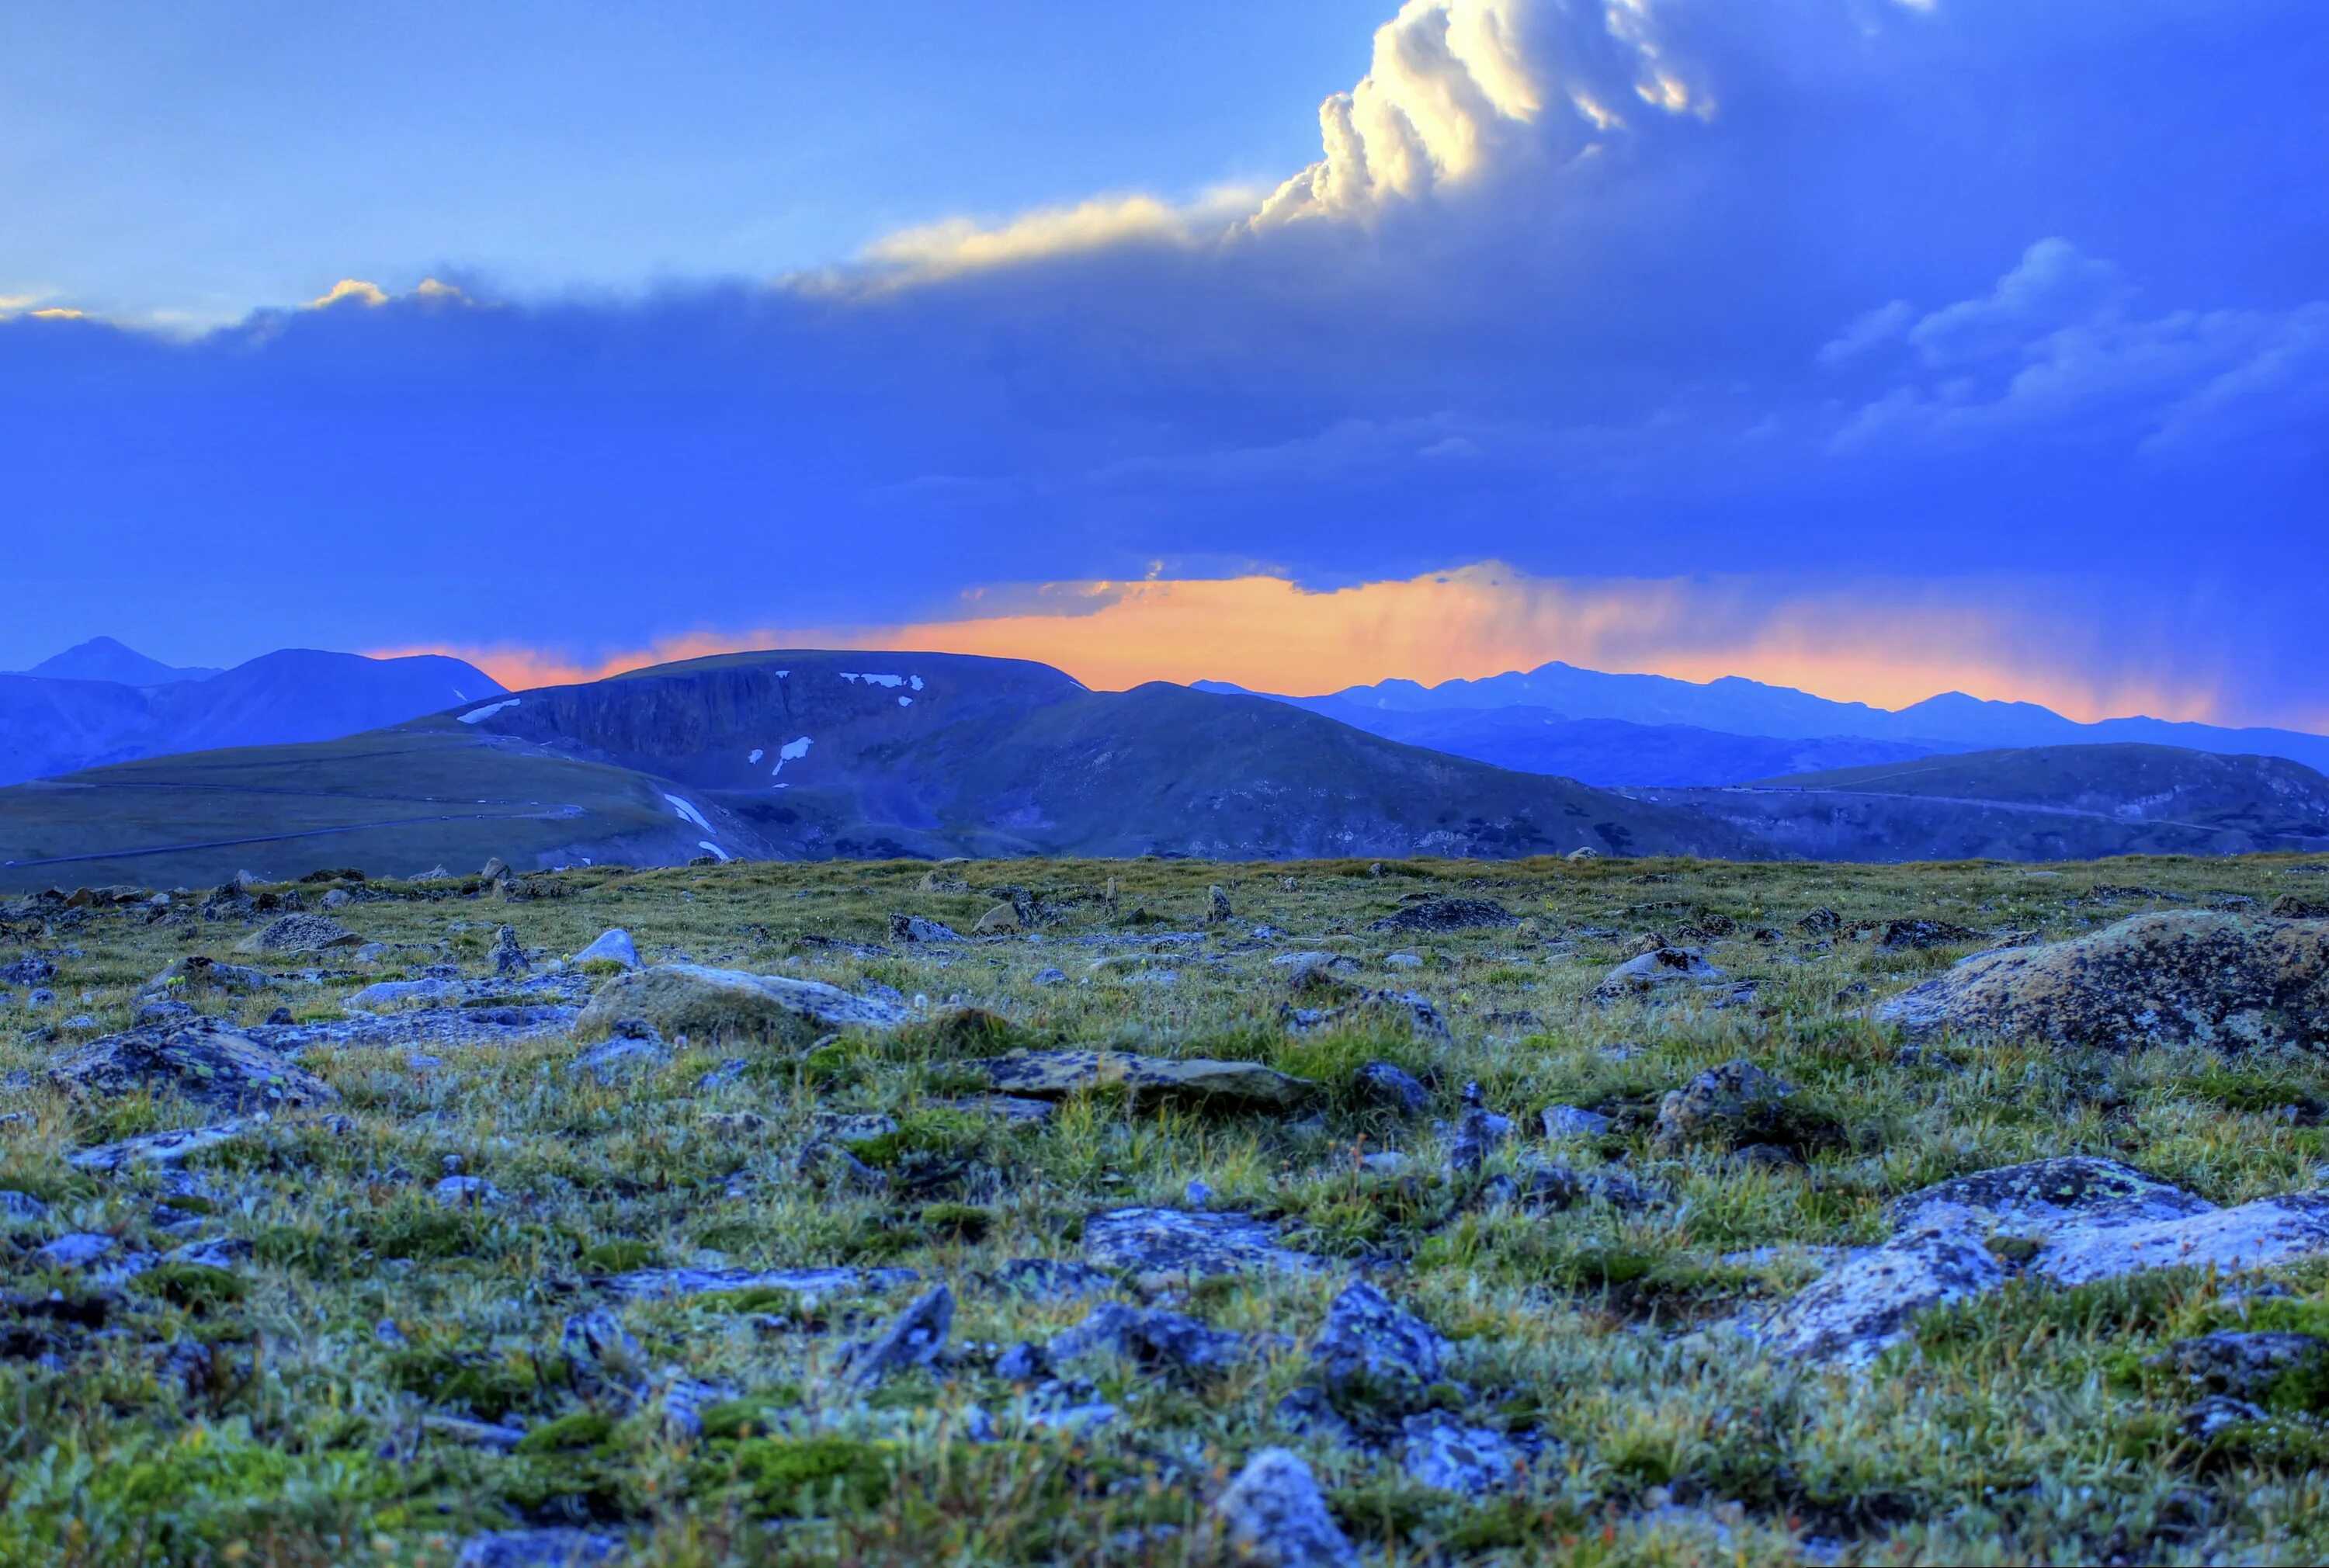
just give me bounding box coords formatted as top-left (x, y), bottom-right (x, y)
top-left (1204, 663), bottom-right (2329, 775)
top-left (1626, 744), bottom-right (2329, 862)
top-left (1281, 699), bottom-right (1954, 786)
top-left (0, 648), bottom-right (505, 786)
top-left (0, 650), bottom-right (1752, 886)
top-left (20, 635), bottom-right (219, 685)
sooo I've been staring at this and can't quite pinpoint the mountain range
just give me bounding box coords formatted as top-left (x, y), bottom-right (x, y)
top-left (0, 644), bottom-right (503, 787)
top-left (1198, 663), bottom-right (2329, 780)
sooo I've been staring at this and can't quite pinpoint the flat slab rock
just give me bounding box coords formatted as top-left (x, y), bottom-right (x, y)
top-left (1762, 1156), bottom-right (2329, 1363)
top-left (258, 1003), bottom-right (581, 1055)
top-left (1082, 1207), bottom-right (1322, 1282)
top-left (601, 1264), bottom-right (918, 1303)
top-left (1593, 946), bottom-right (1728, 1001)
top-left (574, 963), bottom-right (908, 1045)
top-left (345, 972), bottom-right (593, 1013)
top-left (68, 1119), bottom-right (254, 1172)
top-left (234, 914), bottom-right (361, 955)
top-left (1875, 911), bottom-right (2329, 1049)
top-left (50, 1020), bottom-right (338, 1112)
top-left (974, 1049), bottom-right (1315, 1108)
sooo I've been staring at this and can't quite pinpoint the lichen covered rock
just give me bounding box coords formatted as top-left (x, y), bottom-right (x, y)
top-left (574, 963), bottom-right (908, 1045)
top-left (50, 1020), bottom-right (338, 1112)
top-left (1874, 911), bottom-right (2329, 1049)
top-left (974, 1049), bottom-right (1315, 1108)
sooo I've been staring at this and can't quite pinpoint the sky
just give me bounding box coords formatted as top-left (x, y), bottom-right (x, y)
top-left (2, 0), bottom-right (2324, 729)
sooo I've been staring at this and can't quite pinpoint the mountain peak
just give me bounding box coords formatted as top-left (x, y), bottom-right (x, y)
top-left (24, 637), bottom-right (219, 686)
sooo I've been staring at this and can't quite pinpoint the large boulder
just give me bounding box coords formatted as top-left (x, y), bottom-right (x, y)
top-left (234, 914), bottom-right (360, 956)
top-left (1875, 912), bottom-right (2329, 1049)
top-left (1593, 945), bottom-right (1728, 1002)
top-left (573, 963), bottom-right (908, 1045)
top-left (50, 1020), bottom-right (338, 1112)
top-left (1210, 1448), bottom-right (1357, 1568)
top-left (974, 1049), bottom-right (1316, 1108)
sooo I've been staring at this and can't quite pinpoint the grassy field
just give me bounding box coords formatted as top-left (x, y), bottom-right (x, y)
top-left (5, 852), bottom-right (2329, 1564)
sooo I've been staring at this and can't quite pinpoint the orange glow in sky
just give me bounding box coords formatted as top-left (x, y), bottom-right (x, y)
top-left (377, 564), bottom-right (2234, 727)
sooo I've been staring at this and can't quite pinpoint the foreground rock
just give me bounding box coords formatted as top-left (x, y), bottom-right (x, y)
top-left (1653, 1060), bottom-right (1795, 1150)
top-left (1593, 946), bottom-right (1728, 1002)
top-left (1082, 1208), bottom-right (1322, 1282)
top-left (50, 1020), bottom-right (338, 1112)
top-left (1763, 1156), bottom-right (2329, 1362)
top-left (234, 914), bottom-right (360, 956)
top-left (1875, 911), bottom-right (2329, 1049)
top-left (1366, 898), bottom-right (1516, 935)
top-left (574, 928), bottom-right (640, 969)
top-left (845, 1285), bottom-right (953, 1386)
top-left (68, 1120), bottom-right (253, 1172)
top-left (1210, 1448), bottom-right (1357, 1568)
top-left (574, 963), bottom-right (909, 1045)
top-left (974, 1049), bottom-right (1315, 1108)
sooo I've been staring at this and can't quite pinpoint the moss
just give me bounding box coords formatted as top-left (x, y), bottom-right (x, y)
top-left (917, 1202), bottom-right (992, 1240)
top-left (129, 1261), bottom-right (248, 1311)
top-left (692, 1393), bottom-right (805, 1439)
top-left (581, 1238), bottom-right (657, 1272)
top-left (516, 1410), bottom-right (617, 1452)
top-left (387, 1346), bottom-right (557, 1422)
top-left (701, 1435), bottom-right (898, 1517)
top-left (842, 1108), bottom-right (988, 1170)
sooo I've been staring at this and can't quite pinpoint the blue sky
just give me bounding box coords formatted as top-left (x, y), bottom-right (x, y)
top-left (3, 0), bottom-right (2324, 728)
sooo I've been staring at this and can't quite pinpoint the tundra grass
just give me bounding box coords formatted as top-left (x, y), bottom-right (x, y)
top-left (1, 852), bottom-right (2327, 1564)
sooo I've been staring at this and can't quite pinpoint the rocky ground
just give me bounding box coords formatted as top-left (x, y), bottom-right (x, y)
top-left (3, 853), bottom-right (2329, 1565)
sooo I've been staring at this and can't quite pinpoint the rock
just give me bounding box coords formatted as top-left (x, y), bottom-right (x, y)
top-left (989, 1258), bottom-right (1118, 1302)
top-left (560, 1309), bottom-right (647, 1382)
top-left (567, 1024), bottom-right (672, 1084)
top-left (1798, 907), bottom-right (1841, 935)
top-left (1049, 1303), bottom-right (1258, 1377)
top-left (1400, 1416), bottom-right (1526, 1495)
top-left (0, 1190), bottom-right (49, 1219)
top-left (1879, 918), bottom-right (1984, 950)
top-left (2181, 1395), bottom-right (2271, 1443)
top-left (1210, 1448), bottom-right (1356, 1568)
top-left (1565, 846), bottom-right (1602, 862)
top-left (1765, 1157), bottom-right (2329, 1363)
top-left (1446, 1082), bottom-right (1507, 1176)
top-left (1382, 952), bottom-right (1423, 970)
top-left (974, 903), bottom-right (1021, 935)
top-left (1874, 911), bottom-right (2329, 1050)
top-left (1287, 988), bottom-right (1449, 1042)
top-left (488, 924), bottom-right (529, 977)
top-left (1029, 967), bottom-right (1067, 986)
top-left (68, 1120), bottom-right (251, 1172)
top-left (481, 858), bottom-right (513, 883)
top-left (574, 963), bottom-right (908, 1046)
top-left (2151, 1331), bottom-right (2329, 1403)
top-left (234, 914), bottom-right (359, 955)
top-left (453, 1528), bottom-right (625, 1568)
top-left (601, 1264), bottom-right (916, 1304)
top-left (1355, 1060), bottom-right (1430, 1115)
top-left (796, 1140), bottom-right (889, 1194)
top-left (889, 914), bottom-right (961, 944)
top-left (974, 1049), bottom-right (1316, 1108)
top-left (0, 956), bottom-right (57, 986)
top-left (1593, 946), bottom-right (1728, 1001)
top-left (1366, 898), bottom-right (1517, 935)
top-left (1541, 1105), bottom-right (1612, 1140)
top-left (1311, 1280), bottom-right (1447, 1396)
top-left (845, 1285), bottom-right (953, 1386)
top-left (34, 1233), bottom-right (120, 1270)
top-left (936, 1093), bottom-right (1057, 1124)
top-left (50, 1020), bottom-right (338, 1111)
top-left (2270, 894), bottom-right (2329, 920)
top-left (1082, 1208), bottom-right (1321, 1282)
top-left (147, 954), bottom-right (270, 994)
top-left (433, 1174), bottom-right (500, 1207)
top-left (574, 929), bottom-right (640, 969)
top-left (414, 866), bottom-right (454, 882)
top-left (1653, 1060), bottom-right (1794, 1150)
top-left (1207, 885), bottom-right (1234, 923)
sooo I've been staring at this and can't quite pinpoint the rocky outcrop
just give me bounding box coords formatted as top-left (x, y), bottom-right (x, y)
top-left (574, 963), bottom-right (908, 1045)
top-left (50, 1020), bottom-right (338, 1111)
top-left (234, 914), bottom-right (360, 955)
top-left (1366, 898), bottom-right (1517, 935)
top-left (1875, 911), bottom-right (2329, 1049)
top-left (974, 1049), bottom-right (1316, 1108)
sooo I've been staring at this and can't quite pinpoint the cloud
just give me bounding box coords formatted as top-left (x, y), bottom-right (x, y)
top-left (1905, 238), bottom-right (2123, 367)
top-left (309, 279), bottom-right (390, 309)
top-left (828, 189), bottom-right (1262, 291)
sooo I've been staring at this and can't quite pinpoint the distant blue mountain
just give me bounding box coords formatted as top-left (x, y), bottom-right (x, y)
top-left (23, 636), bottom-right (219, 686)
top-left (0, 644), bottom-right (504, 786)
top-left (1197, 661), bottom-right (2329, 780)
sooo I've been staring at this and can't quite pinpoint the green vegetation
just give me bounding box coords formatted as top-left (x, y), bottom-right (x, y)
top-left (2, 850), bottom-right (2327, 1562)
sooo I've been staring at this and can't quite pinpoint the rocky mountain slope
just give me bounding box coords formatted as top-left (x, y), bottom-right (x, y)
top-left (19, 635), bottom-right (219, 685)
top-left (1628, 744), bottom-right (2329, 862)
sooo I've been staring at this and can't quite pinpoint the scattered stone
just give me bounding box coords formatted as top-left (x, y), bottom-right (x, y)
top-left (1286, 988), bottom-right (1449, 1042)
top-left (974, 904), bottom-right (1022, 935)
top-left (1382, 952), bottom-right (1423, 970)
top-left (1880, 918), bottom-right (1984, 950)
top-left (574, 963), bottom-right (908, 1046)
top-left (433, 1174), bottom-right (501, 1207)
top-left (988, 1258), bottom-right (1117, 1302)
top-left (234, 914), bottom-right (359, 956)
top-left (2150, 1331), bottom-right (2329, 1403)
top-left (602, 1265), bottom-right (916, 1304)
top-left (890, 914), bottom-right (961, 944)
top-left (1311, 1280), bottom-right (1446, 1396)
top-left (1541, 1104), bottom-right (1612, 1140)
top-left (574, 928), bottom-right (640, 969)
top-left (1029, 967), bottom-right (1067, 986)
top-left (1355, 1060), bottom-right (1429, 1116)
top-left (51, 1020), bottom-right (338, 1112)
top-left (974, 1049), bottom-right (1316, 1108)
top-left (1211, 1448), bottom-right (1356, 1568)
top-left (567, 1023), bottom-right (672, 1084)
top-left (0, 1191), bottom-right (49, 1220)
top-left (936, 1093), bottom-right (1056, 1124)
top-left (453, 1528), bottom-right (625, 1568)
top-left (1400, 1416), bottom-right (1526, 1495)
top-left (0, 956), bottom-right (55, 986)
top-left (68, 1120), bottom-right (252, 1172)
top-left (1875, 911), bottom-right (2329, 1050)
top-left (845, 1285), bottom-right (953, 1386)
top-left (1593, 945), bottom-right (1728, 1001)
top-left (1049, 1303), bottom-right (1260, 1377)
top-left (1653, 1060), bottom-right (1795, 1150)
top-left (2181, 1395), bottom-right (2271, 1444)
top-left (1366, 898), bottom-right (1517, 935)
top-left (144, 955), bottom-right (270, 996)
top-left (1082, 1208), bottom-right (1321, 1282)
top-left (797, 1140), bottom-right (888, 1194)
top-left (34, 1233), bottom-right (120, 1270)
